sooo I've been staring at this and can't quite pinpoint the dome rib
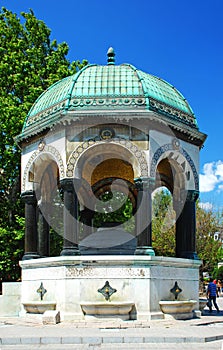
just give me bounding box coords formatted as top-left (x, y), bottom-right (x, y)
top-left (123, 64), bottom-right (150, 109)
top-left (64, 64), bottom-right (97, 110)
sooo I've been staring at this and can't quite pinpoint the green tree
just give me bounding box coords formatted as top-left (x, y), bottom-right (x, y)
top-left (93, 190), bottom-right (134, 233)
top-left (152, 188), bottom-right (176, 256)
top-left (196, 203), bottom-right (223, 276)
top-left (0, 216), bottom-right (24, 282)
top-left (0, 7), bottom-right (87, 281)
top-left (214, 265), bottom-right (223, 282)
top-left (151, 189), bottom-right (223, 274)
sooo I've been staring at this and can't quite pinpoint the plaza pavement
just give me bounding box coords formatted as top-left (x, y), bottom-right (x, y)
top-left (1, 298), bottom-right (223, 349)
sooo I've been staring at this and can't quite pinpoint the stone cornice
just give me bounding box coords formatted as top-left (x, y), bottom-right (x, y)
top-left (19, 255), bottom-right (202, 269)
top-left (16, 110), bottom-right (207, 148)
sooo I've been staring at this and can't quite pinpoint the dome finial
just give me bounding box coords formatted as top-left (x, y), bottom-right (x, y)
top-left (107, 47), bottom-right (115, 65)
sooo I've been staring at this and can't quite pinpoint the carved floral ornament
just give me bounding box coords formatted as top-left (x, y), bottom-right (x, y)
top-left (69, 96), bottom-right (147, 109)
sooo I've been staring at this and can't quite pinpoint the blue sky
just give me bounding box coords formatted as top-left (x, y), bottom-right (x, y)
top-left (2, 0), bottom-right (223, 210)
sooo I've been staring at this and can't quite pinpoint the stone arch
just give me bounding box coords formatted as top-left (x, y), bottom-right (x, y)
top-left (22, 144), bottom-right (65, 191)
top-left (66, 138), bottom-right (148, 178)
top-left (150, 143), bottom-right (199, 191)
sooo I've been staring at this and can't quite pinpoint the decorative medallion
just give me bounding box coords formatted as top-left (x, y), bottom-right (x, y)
top-left (98, 281), bottom-right (117, 301)
top-left (99, 128), bottom-right (115, 140)
top-left (37, 282), bottom-right (47, 301)
top-left (38, 140), bottom-right (45, 151)
top-left (170, 281), bottom-right (182, 300)
top-left (172, 138), bottom-right (180, 150)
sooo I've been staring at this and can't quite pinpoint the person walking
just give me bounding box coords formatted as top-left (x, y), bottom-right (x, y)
top-left (217, 280), bottom-right (222, 296)
top-left (207, 277), bottom-right (220, 313)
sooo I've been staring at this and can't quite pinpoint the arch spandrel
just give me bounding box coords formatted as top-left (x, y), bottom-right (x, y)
top-left (66, 139), bottom-right (148, 181)
top-left (150, 143), bottom-right (199, 193)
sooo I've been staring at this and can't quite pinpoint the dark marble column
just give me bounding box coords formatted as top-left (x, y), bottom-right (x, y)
top-left (60, 178), bottom-right (80, 256)
top-left (37, 203), bottom-right (50, 257)
top-left (175, 190), bottom-right (199, 259)
top-left (21, 190), bottom-right (40, 260)
top-left (79, 207), bottom-right (94, 240)
top-left (134, 177), bottom-right (155, 256)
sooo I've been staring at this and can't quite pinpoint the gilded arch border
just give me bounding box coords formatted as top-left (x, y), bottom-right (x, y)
top-left (150, 143), bottom-right (199, 191)
top-left (22, 145), bottom-right (65, 191)
top-left (66, 138), bottom-right (148, 178)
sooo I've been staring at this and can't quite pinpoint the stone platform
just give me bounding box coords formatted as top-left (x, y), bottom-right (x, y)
top-left (18, 255), bottom-right (201, 321)
top-left (1, 302), bottom-right (223, 349)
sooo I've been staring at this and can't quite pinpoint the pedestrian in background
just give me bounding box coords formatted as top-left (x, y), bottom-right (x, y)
top-left (207, 277), bottom-right (220, 313)
top-left (217, 280), bottom-right (222, 296)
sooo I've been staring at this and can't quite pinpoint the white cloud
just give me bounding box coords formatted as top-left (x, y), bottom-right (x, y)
top-left (199, 161), bottom-right (223, 193)
top-left (199, 162), bottom-right (219, 192)
top-left (215, 161), bottom-right (223, 181)
top-left (198, 202), bottom-right (213, 211)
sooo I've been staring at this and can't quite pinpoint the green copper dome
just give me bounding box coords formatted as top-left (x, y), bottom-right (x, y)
top-left (20, 49), bottom-right (198, 139)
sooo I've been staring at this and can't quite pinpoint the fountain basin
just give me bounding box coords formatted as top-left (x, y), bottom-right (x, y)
top-left (199, 298), bottom-right (208, 313)
top-left (80, 301), bottom-right (135, 320)
top-left (22, 301), bottom-right (56, 314)
top-left (159, 300), bottom-right (197, 320)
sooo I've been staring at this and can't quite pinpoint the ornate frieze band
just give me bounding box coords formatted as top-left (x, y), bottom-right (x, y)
top-left (69, 96), bottom-right (146, 110)
top-left (149, 98), bottom-right (197, 129)
top-left (25, 96), bottom-right (146, 129)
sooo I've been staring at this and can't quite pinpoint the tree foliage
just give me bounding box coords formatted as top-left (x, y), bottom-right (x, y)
top-left (214, 265), bottom-right (223, 282)
top-left (0, 7), bottom-right (87, 281)
top-left (152, 188), bottom-right (223, 277)
top-left (0, 216), bottom-right (24, 282)
top-left (152, 188), bottom-right (175, 256)
top-left (93, 190), bottom-right (134, 233)
top-left (196, 203), bottom-right (223, 275)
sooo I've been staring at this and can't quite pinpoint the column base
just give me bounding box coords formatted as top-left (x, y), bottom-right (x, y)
top-left (134, 246), bottom-right (155, 256)
top-left (60, 248), bottom-right (80, 256)
top-left (22, 252), bottom-right (40, 260)
top-left (177, 251), bottom-right (199, 260)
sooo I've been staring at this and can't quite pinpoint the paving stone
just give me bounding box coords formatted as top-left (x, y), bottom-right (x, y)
top-left (21, 337), bottom-right (41, 344)
top-left (61, 337), bottom-right (82, 344)
top-left (42, 311), bottom-right (60, 325)
top-left (40, 337), bottom-right (61, 344)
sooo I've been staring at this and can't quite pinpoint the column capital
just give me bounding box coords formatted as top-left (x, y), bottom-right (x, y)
top-left (134, 177), bottom-right (155, 191)
top-left (60, 178), bottom-right (82, 192)
top-left (174, 189), bottom-right (199, 205)
top-left (186, 190), bottom-right (199, 202)
top-left (178, 189), bottom-right (199, 202)
top-left (21, 190), bottom-right (37, 205)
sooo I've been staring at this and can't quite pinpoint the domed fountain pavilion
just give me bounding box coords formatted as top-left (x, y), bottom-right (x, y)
top-left (11, 48), bottom-right (207, 320)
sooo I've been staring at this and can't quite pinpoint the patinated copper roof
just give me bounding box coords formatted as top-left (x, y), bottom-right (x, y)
top-left (19, 48), bottom-right (202, 141)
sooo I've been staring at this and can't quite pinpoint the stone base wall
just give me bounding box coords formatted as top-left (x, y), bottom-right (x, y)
top-left (0, 282), bottom-right (21, 316)
top-left (19, 256), bottom-right (201, 321)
